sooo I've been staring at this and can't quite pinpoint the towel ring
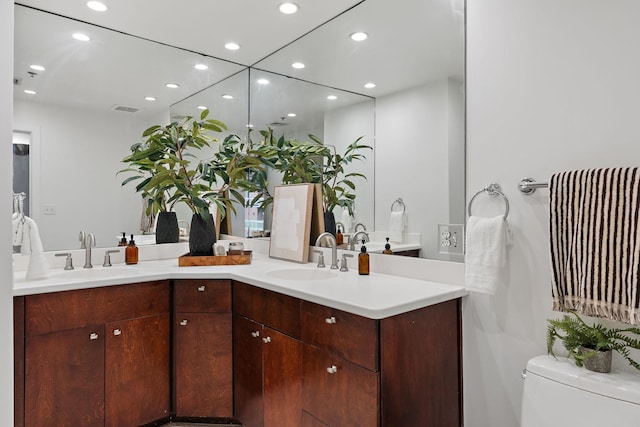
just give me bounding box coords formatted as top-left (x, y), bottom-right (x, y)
top-left (391, 198), bottom-right (406, 213)
top-left (467, 183), bottom-right (509, 220)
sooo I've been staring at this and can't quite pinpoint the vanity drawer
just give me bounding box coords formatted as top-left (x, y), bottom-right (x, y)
top-left (174, 279), bottom-right (231, 313)
top-left (233, 281), bottom-right (301, 339)
top-left (301, 301), bottom-right (379, 371)
top-left (25, 281), bottom-right (170, 336)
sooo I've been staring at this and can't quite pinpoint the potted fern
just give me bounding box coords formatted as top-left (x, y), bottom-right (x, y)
top-left (546, 311), bottom-right (640, 372)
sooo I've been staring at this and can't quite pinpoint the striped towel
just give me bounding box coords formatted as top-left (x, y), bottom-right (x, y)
top-left (550, 168), bottom-right (640, 325)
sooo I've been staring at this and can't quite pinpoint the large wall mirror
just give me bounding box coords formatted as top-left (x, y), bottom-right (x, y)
top-left (12, 0), bottom-right (465, 261)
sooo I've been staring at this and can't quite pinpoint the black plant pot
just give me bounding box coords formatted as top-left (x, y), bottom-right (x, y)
top-left (324, 211), bottom-right (336, 236)
top-left (155, 211), bottom-right (179, 244)
top-left (189, 213), bottom-right (216, 256)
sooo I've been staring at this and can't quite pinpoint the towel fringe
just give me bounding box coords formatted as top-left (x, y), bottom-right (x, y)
top-left (553, 297), bottom-right (640, 325)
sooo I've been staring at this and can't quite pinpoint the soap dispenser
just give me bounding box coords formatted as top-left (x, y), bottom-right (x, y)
top-left (383, 237), bottom-right (394, 255)
top-left (336, 226), bottom-right (344, 245)
top-left (125, 234), bottom-right (138, 265)
top-left (118, 232), bottom-right (128, 246)
top-left (358, 239), bottom-right (370, 275)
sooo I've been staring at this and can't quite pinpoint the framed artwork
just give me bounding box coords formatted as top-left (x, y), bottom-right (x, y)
top-left (269, 184), bottom-right (315, 263)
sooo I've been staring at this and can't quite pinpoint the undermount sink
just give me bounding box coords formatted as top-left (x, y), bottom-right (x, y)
top-left (265, 268), bottom-right (338, 281)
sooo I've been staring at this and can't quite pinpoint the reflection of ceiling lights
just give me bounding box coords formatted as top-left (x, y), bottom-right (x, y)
top-left (225, 42), bottom-right (240, 50)
top-left (197, 105), bottom-right (207, 110)
top-left (29, 64), bottom-right (45, 71)
top-left (350, 32), bottom-right (368, 41)
top-left (287, 113), bottom-right (297, 117)
top-left (327, 95), bottom-right (337, 100)
top-left (194, 63), bottom-right (208, 70)
top-left (257, 79), bottom-right (269, 85)
top-left (24, 90), bottom-right (36, 95)
top-left (72, 33), bottom-right (91, 42)
top-left (166, 83), bottom-right (179, 89)
top-left (86, 1), bottom-right (108, 12)
top-left (364, 82), bottom-right (376, 89)
top-left (222, 94), bottom-right (234, 100)
top-left (279, 3), bottom-right (299, 14)
top-left (291, 62), bottom-right (305, 69)
top-left (144, 96), bottom-right (156, 101)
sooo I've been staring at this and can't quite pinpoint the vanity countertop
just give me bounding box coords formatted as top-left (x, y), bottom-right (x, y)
top-left (13, 253), bottom-right (467, 319)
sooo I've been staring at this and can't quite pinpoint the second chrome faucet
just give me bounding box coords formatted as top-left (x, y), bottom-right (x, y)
top-left (314, 232), bottom-right (339, 269)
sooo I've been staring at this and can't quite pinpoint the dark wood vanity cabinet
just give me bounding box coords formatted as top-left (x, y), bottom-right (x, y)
top-left (173, 279), bottom-right (233, 417)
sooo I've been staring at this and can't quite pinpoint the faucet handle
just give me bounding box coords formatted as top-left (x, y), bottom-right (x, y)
top-left (340, 254), bottom-right (354, 272)
top-left (55, 253), bottom-right (74, 270)
top-left (313, 250), bottom-right (326, 268)
top-left (103, 250), bottom-right (120, 267)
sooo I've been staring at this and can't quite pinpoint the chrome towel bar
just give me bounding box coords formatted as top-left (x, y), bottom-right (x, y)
top-left (518, 177), bottom-right (549, 195)
top-left (468, 183), bottom-right (509, 220)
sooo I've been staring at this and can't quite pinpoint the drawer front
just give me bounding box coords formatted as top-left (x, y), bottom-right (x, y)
top-left (174, 279), bottom-right (231, 313)
top-left (233, 281), bottom-right (301, 339)
top-left (301, 301), bottom-right (378, 371)
top-left (302, 344), bottom-right (379, 427)
top-left (26, 281), bottom-right (170, 336)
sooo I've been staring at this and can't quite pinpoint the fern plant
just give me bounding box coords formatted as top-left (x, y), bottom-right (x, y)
top-left (547, 311), bottom-right (640, 370)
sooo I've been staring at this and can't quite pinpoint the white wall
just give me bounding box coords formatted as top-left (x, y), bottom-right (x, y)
top-left (1, 0), bottom-right (14, 422)
top-left (466, 1), bottom-right (640, 425)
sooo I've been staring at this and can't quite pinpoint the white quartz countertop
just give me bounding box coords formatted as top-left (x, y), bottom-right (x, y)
top-left (13, 253), bottom-right (467, 319)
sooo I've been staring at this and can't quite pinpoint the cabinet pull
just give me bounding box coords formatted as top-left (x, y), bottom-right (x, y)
top-left (89, 333), bottom-right (99, 340)
top-left (327, 365), bottom-right (338, 374)
top-left (180, 320), bottom-right (188, 326)
top-left (113, 329), bottom-right (122, 336)
top-left (197, 285), bottom-right (206, 292)
top-left (251, 331), bottom-right (260, 338)
top-left (325, 316), bottom-right (337, 324)
top-left (262, 336), bottom-right (271, 344)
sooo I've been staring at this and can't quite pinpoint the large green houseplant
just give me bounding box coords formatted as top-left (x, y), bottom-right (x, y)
top-left (547, 311), bottom-right (640, 372)
top-left (119, 110), bottom-right (250, 255)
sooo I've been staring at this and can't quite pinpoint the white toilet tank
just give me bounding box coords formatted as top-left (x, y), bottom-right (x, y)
top-left (521, 355), bottom-right (640, 427)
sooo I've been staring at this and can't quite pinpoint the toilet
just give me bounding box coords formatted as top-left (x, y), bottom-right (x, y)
top-left (521, 355), bottom-right (640, 426)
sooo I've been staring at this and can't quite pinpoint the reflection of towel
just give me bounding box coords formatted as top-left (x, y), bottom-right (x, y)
top-left (389, 211), bottom-right (405, 242)
top-left (341, 209), bottom-right (352, 233)
top-left (12, 212), bottom-right (23, 246)
top-left (464, 215), bottom-right (511, 295)
top-left (23, 216), bottom-right (51, 280)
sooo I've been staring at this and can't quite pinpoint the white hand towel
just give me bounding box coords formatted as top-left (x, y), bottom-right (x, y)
top-left (464, 215), bottom-right (512, 295)
top-left (12, 212), bottom-right (23, 246)
top-left (23, 216), bottom-right (51, 280)
top-left (389, 211), bottom-right (405, 243)
top-left (340, 209), bottom-right (352, 233)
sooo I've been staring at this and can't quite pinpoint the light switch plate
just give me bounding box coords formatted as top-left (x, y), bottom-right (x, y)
top-left (43, 204), bottom-right (56, 215)
top-left (438, 224), bottom-right (464, 255)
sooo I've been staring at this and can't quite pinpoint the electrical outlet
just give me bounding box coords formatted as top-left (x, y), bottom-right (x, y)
top-left (43, 204), bottom-right (56, 215)
top-left (438, 224), bottom-right (464, 255)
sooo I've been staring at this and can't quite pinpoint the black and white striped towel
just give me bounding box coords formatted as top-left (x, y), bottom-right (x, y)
top-left (550, 168), bottom-right (640, 325)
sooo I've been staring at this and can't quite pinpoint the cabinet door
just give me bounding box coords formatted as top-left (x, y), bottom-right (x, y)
top-left (263, 327), bottom-right (302, 427)
top-left (175, 312), bottom-right (233, 417)
top-left (105, 313), bottom-right (170, 427)
top-left (234, 314), bottom-right (264, 427)
top-left (25, 325), bottom-right (105, 427)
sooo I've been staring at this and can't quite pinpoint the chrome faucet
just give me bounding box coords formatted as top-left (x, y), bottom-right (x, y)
top-left (314, 232), bottom-right (339, 269)
top-left (336, 221), bottom-right (345, 232)
top-left (349, 231), bottom-right (370, 251)
top-left (354, 222), bottom-right (367, 232)
top-left (177, 219), bottom-right (190, 237)
top-left (83, 233), bottom-right (96, 268)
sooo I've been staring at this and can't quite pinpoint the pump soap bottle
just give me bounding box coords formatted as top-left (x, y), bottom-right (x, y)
top-left (358, 239), bottom-right (370, 275)
top-left (125, 234), bottom-right (138, 265)
top-left (118, 232), bottom-right (128, 247)
top-left (336, 226), bottom-right (344, 245)
top-left (383, 237), bottom-right (393, 254)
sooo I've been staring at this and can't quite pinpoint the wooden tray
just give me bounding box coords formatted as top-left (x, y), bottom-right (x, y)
top-left (178, 253), bottom-right (251, 267)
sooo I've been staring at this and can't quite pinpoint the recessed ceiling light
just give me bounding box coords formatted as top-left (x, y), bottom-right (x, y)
top-left (86, 1), bottom-right (108, 12)
top-left (72, 33), bottom-right (91, 42)
top-left (144, 96), bottom-right (156, 101)
top-left (257, 79), bottom-right (269, 85)
top-left (197, 105), bottom-right (207, 110)
top-left (165, 83), bottom-right (179, 89)
top-left (364, 82), bottom-right (376, 89)
top-left (350, 32), bottom-right (368, 42)
top-left (279, 3), bottom-right (299, 14)
top-left (194, 63), bottom-right (208, 71)
top-left (222, 94), bottom-right (234, 100)
top-left (29, 64), bottom-right (45, 71)
top-left (291, 62), bottom-right (305, 69)
top-left (24, 90), bottom-right (36, 95)
top-left (327, 95), bottom-right (338, 100)
top-left (287, 113), bottom-right (297, 117)
top-left (225, 42), bottom-right (240, 51)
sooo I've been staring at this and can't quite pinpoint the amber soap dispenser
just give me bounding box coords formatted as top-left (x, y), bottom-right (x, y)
top-left (358, 239), bottom-right (370, 275)
top-left (125, 234), bottom-right (138, 265)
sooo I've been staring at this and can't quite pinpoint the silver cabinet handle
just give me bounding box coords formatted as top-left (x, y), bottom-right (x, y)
top-left (113, 329), bottom-right (122, 336)
top-left (325, 316), bottom-right (337, 324)
top-left (251, 331), bottom-right (260, 338)
top-left (262, 336), bottom-right (271, 344)
top-left (198, 285), bottom-right (206, 292)
top-left (180, 320), bottom-right (188, 326)
top-left (327, 365), bottom-right (338, 374)
top-left (89, 333), bottom-right (99, 340)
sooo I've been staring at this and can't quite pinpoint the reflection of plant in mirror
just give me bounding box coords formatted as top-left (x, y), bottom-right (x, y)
top-left (118, 109), bottom-right (252, 220)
